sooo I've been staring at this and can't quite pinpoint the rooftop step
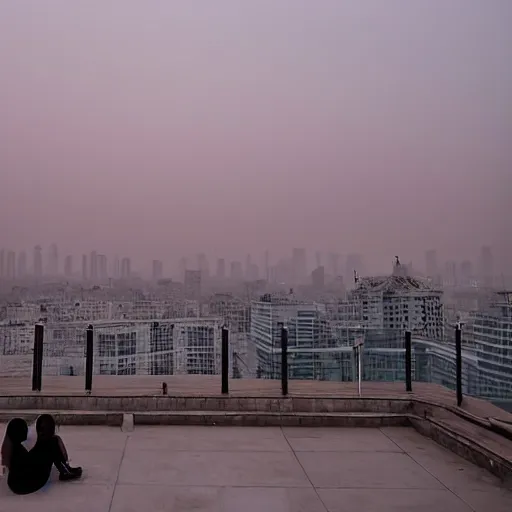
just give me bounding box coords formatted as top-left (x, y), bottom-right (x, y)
top-left (0, 410), bottom-right (409, 428)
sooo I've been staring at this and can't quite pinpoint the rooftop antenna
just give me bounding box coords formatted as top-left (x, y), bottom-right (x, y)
top-left (354, 270), bottom-right (359, 285)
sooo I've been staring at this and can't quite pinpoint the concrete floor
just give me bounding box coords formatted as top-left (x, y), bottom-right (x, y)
top-left (1, 425), bottom-right (511, 512)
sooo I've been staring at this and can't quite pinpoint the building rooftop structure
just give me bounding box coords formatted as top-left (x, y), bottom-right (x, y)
top-left (355, 274), bottom-right (436, 293)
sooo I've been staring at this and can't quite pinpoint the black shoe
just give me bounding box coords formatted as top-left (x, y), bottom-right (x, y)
top-left (57, 462), bottom-right (83, 481)
top-left (59, 469), bottom-right (82, 482)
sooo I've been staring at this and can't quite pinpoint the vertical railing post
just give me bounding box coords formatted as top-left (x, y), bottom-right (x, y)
top-left (353, 337), bottom-right (364, 397)
top-left (85, 324), bottom-right (94, 394)
top-left (455, 324), bottom-right (463, 406)
top-left (221, 326), bottom-right (229, 394)
top-left (281, 326), bottom-right (288, 396)
top-left (32, 323), bottom-right (44, 391)
top-left (405, 330), bottom-right (412, 392)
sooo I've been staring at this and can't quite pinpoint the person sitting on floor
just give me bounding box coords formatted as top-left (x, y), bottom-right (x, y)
top-left (1, 415), bottom-right (82, 495)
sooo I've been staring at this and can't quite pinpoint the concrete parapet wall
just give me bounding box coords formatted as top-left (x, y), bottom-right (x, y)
top-left (0, 395), bottom-right (414, 414)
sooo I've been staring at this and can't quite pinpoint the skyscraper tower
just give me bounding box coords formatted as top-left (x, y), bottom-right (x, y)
top-left (48, 243), bottom-right (59, 276)
top-left (17, 251), bottom-right (27, 278)
top-left (292, 248), bottom-right (307, 285)
top-left (97, 254), bottom-right (108, 280)
top-left (197, 253), bottom-right (209, 278)
top-left (121, 257), bottom-right (131, 279)
top-left (216, 258), bottom-right (226, 279)
top-left (315, 251), bottom-right (322, 269)
top-left (64, 255), bottom-right (73, 278)
top-left (152, 259), bottom-right (163, 281)
top-left (33, 245), bottom-right (43, 279)
top-left (90, 251), bottom-right (98, 281)
top-left (178, 257), bottom-right (188, 281)
top-left (184, 269), bottom-right (201, 298)
top-left (82, 254), bottom-right (88, 281)
top-left (112, 256), bottom-right (120, 279)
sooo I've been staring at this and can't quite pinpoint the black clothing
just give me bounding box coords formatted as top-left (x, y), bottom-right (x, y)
top-left (7, 436), bottom-right (68, 495)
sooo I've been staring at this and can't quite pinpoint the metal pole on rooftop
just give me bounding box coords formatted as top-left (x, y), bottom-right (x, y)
top-left (32, 323), bottom-right (44, 392)
top-left (405, 330), bottom-right (412, 392)
top-left (281, 326), bottom-right (288, 396)
top-left (221, 326), bottom-right (229, 394)
top-left (85, 324), bottom-right (94, 394)
top-left (358, 346), bottom-right (362, 397)
top-left (455, 324), bottom-right (463, 406)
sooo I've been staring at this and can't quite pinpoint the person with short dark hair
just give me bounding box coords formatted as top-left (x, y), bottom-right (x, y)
top-left (1, 415), bottom-right (82, 495)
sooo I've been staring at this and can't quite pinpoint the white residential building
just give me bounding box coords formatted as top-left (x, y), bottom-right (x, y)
top-left (351, 261), bottom-right (444, 339)
top-left (250, 293), bottom-right (348, 380)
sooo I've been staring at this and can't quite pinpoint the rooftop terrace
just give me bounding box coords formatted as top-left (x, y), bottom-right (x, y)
top-left (1, 424), bottom-right (512, 511)
top-left (1, 377), bottom-right (512, 510)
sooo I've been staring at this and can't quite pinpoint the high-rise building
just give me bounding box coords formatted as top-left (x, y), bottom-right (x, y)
top-left (33, 245), bottom-right (43, 279)
top-left (292, 248), bottom-right (307, 285)
top-left (245, 254), bottom-right (252, 280)
top-left (197, 253), bottom-right (209, 279)
top-left (251, 294), bottom-right (331, 379)
top-left (311, 266), bottom-right (325, 289)
top-left (121, 257), bottom-right (131, 279)
top-left (178, 257), bottom-right (188, 281)
top-left (184, 269), bottom-right (201, 298)
top-left (216, 258), bottom-right (226, 279)
top-left (466, 291), bottom-right (512, 398)
top-left (425, 250), bottom-right (438, 278)
top-left (444, 260), bottom-right (457, 287)
top-left (64, 255), bottom-right (73, 278)
top-left (6, 251), bottom-right (16, 279)
top-left (459, 260), bottom-right (473, 286)
top-left (97, 254), bottom-right (108, 280)
top-left (82, 254), bottom-right (88, 281)
top-left (264, 251), bottom-right (270, 281)
top-left (17, 251), bottom-right (27, 279)
top-left (152, 259), bottom-right (163, 281)
top-left (315, 251), bottom-right (322, 269)
top-left (90, 251), bottom-right (98, 281)
top-left (112, 256), bottom-right (120, 279)
top-left (48, 243), bottom-right (59, 276)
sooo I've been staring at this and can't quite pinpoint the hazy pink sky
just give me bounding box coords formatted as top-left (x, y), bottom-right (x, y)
top-left (0, 1), bottom-right (510, 272)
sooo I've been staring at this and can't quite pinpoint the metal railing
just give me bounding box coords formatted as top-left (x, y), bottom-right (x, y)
top-left (2, 320), bottom-right (511, 409)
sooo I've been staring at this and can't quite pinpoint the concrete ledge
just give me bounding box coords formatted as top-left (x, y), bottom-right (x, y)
top-left (410, 415), bottom-right (512, 485)
top-left (133, 411), bottom-right (409, 428)
top-left (0, 410), bottom-right (409, 428)
top-left (0, 410), bottom-right (123, 426)
top-left (0, 395), bottom-right (414, 414)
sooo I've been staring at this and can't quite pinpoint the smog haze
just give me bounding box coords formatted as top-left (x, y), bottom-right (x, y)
top-left (1, 1), bottom-right (510, 273)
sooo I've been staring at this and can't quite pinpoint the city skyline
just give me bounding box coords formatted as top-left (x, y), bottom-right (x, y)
top-left (0, 241), bottom-right (501, 287)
